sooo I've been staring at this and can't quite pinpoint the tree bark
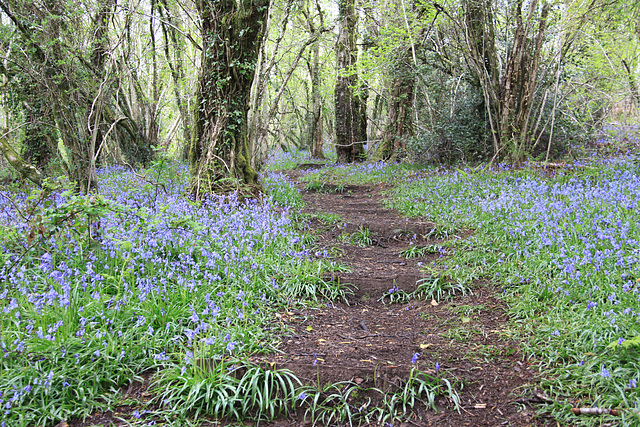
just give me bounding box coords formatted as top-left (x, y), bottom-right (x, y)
top-left (464, 0), bottom-right (550, 161)
top-left (334, 0), bottom-right (366, 163)
top-left (0, 0), bottom-right (135, 192)
top-left (498, 0), bottom-right (550, 160)
top-left (147, 0), bottom-right (160, 153)
top-left (0, 129), bottom-right (42, 186)
top-left (308, 36), bottom-right (325, 159)
top-left (190, 0), bottom-right (269, 197)
top-left (622, 59), bottom-right (640, 107)
top-left (379, 47), bottom-right (415, 159)
top-left (19, 84), bottom-right (57, 171)
top-left (158, 0), bottom-right (193, 161)
top-left (463, 0), bottom-right (500, 156)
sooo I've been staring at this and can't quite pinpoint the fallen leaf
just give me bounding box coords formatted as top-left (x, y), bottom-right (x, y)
top-left (306, 326), bottom-right (313, 331)
top-left (431, 299), bottom-right (439, 306)
top-left (318, 338), bottom-right (326, 342)
top-left (355, 377), bottom-right (364, 384)
top-left (419, 343), bottom-right (431, 349)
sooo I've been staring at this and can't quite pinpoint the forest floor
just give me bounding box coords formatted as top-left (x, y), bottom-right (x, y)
top-left (250, 169), bottom-right (555, 426)
top-left (65, 168), bottom-right (557, 427)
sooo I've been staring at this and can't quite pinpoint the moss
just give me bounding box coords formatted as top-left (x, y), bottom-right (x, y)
top-left (0, 132), bottom-right (42, 186)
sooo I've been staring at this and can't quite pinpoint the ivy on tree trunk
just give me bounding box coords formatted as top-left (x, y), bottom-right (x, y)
top-left (190, 0), bottom-right (269, 197)
top-left (379, 47), bottom-right (415, 160)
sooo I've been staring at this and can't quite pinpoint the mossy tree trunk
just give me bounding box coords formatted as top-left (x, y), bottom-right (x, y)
top-left (19, 83), bottom-right (58, 171)
top-left (0, 0), bottom-right (122, 193)
top-left (334, 0), bottom-right (366, 163)
top-left (0, 131), bottom-right (42, 186)
top-left (189, 0), bottom-right (269, 197)
top-left (378, 45), bottom-right (415, 160)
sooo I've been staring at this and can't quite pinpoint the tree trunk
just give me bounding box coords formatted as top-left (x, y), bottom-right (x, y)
top-left (158, 0), bottom-right (193, 161)
top-left (20, 88), bottom-right (57, 171)
top-left (147, 0), bottom-right (160, 152)
top-left (464, 0), bottom-right (500, 156)
top-left (0, 130), bottom-right (42, 186)
top-left (622, 59), bottom-right (640, 107)
top-left (358, 82), bottom-right (369, 151)
top-left (334, 0), bottom-right (365, 163)
top-left (304, 1), bottom-right (325, 159)
top-left (464, 0), bottom-right (550, 161)
top-left (379, 47), bottom-right (415, 159)
top-left (190, 0), bottom-right (269, 197)
top-left (498, 0), bottom-right (550, 160)
top-left (88, 0), bottom-right (114, 170)
top-left (0, 0), bottom-right (112, 192)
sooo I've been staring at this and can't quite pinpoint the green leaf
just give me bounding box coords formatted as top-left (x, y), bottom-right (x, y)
top-left (607, 335), bottom-right (640, 349)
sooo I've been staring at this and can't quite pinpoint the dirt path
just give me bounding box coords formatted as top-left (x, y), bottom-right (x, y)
top-left (256, 172), bottom-right (553, 426)
top-left (65, 172), bottom-right (553, 427)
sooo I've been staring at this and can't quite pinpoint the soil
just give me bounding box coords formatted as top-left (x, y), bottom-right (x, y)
top-left (68, 170), bottom-right (555, 427)
top-left (250, 171), bottom-right (555, 426)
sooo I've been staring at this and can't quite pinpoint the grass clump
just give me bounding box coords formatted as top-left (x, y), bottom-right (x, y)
top-left (304, 180), bottom-right (346, 194)
top-left (301, 367), bottom-right (460, 426)
top-left (153, 360), bottom-right (301, 421)
top-left (400, 244), bottom-right (443, 258)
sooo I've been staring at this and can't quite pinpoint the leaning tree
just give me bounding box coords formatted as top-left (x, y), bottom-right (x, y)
top-left (190, 0), bottom-right (269, 197)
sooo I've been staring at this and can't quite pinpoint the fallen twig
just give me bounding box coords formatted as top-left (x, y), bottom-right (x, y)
top-left (571, 407), bottom-right (620, 416)
top-left (511, 390), bottom-right (554, 406)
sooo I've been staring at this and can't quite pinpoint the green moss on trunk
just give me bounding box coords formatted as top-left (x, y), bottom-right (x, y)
top-left (189, 0), bottom-right (268, 198)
